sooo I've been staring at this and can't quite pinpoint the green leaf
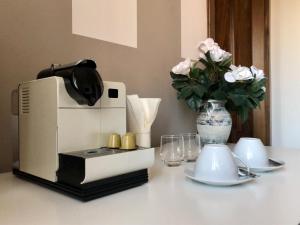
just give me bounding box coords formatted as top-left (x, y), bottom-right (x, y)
top-left (253, 88), bottom-right (264, 97)
top-left (199, 58), bottom-right (210, 67)
top-left (186, 96), bottom-right (202, 112)
top-left (190, 68), bottom-right (202, 79)
top-left (245, 98), bottom-right (256, 108)
top-left (211, 89), bottom-right (227, 100)
top-left (237, 107), bottom-right (250, 123)
top-left (191, 85), bottom-right (206, 98)
top-left (206, 52), bottom-right (214, 64)
top-left (219, 56), bottom-right (232, 67)
top-left (250, 96), bottom-right (260, 107)
top-left (257, 93), bottom-right (266, 101)
top-left (248, 78), bottom-right (266, 92)
top-left (172, 80), bottom-right (189, 90)
top-left (177, 86), bottom-right (193, 99)
top-left (198, 72), bottom-right (211, 85)
top-left (228, 93), bottom-right (247, 106)
top-left (170, 72), bottom-right (189, 81)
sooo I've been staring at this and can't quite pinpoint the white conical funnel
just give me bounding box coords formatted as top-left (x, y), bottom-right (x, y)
top-left (127, 95), bottom-right (161, 148)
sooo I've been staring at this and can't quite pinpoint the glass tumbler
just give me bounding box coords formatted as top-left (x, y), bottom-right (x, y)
top-left (160, 135), bottom-right (184, 166)
top-left (181, 133), bottom-right (201, 162)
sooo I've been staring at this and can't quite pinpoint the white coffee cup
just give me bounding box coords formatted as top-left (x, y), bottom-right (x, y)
top-left (233, 137), bottom-right (268, 168)
top-left (194, 144), bottom-right (240, 181)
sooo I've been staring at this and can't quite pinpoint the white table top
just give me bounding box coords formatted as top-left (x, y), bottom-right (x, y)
top-left (1, 146), bottom-right (300, 225)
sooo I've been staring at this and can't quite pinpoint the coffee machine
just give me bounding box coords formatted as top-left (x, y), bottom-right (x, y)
top-left (14, 60), bottom-right (155, 201)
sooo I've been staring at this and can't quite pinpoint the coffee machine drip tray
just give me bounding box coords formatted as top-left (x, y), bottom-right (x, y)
top-left (13, 147), bottom-right (154, 201)
top-left (13, 168), bottom-right (148, 202)
top-left (57, 147), bottom-right (154, 185)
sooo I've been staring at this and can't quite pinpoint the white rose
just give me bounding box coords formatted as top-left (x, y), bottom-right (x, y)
top-left (235, 67), bottom-right (253, 80)
top-left (171, 58), bottom-right (192, 75)
top-left (224, 71), bottom-right (236, 83)
top-left (197, 38), bottom-right (231, 62)
top-left (230, 64), bottom-right (238, 70)
top-left (222, 51), bottom-right (232, 60)
top-left (210, 46), bottom-right (232, 62)
top-left (224, 65), bottom-right (254, 83)
top-left (250, 66), bottom-right (265, 80)
top-left (197, 38), bottom-right (218, 54)
top-left (261, 86), bottom-right (266, 92)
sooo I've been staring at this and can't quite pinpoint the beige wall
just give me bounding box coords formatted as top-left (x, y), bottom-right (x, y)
top-left (0, 0), bottom-right (206, 172)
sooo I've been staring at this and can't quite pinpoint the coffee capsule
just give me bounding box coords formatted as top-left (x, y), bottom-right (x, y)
top-left (107, 133), bottom-right (121, 149)
top-left (121, 133), bottom-right (136, 150)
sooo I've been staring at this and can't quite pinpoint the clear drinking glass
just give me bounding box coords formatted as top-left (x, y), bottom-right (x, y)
top-left (160, 135), bottom-right (184, 166)
top-left (181, 133), bottom-right (201, 162)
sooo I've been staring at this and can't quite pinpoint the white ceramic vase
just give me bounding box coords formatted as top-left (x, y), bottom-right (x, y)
top-left (196, 100), bottom-right (232, 146)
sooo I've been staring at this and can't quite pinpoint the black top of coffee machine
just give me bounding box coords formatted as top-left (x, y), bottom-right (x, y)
top-left (37, 59), bottom-right (104, 106)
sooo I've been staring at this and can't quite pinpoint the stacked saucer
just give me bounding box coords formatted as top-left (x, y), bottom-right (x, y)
top-left (184, 138), bottom-right (284, 187)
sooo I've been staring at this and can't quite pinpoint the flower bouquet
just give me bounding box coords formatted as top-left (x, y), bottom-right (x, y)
top-left (170, 38), bottom-right (266, 122)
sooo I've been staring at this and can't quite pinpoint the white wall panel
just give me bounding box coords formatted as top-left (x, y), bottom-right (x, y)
top-left (271, 0), bottom-right (300, 148)
top-left (181, 0), bottom-right (207, 59)
top-left (72, 0), bottom-right (137, 48)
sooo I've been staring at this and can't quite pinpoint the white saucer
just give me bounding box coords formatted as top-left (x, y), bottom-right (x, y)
top-left (239, 158), bottom-right (285, 173)
top-left (184, 167), bottom-right (256, 187)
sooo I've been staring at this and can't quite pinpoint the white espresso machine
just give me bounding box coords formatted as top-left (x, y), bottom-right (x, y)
top-left (14, 60), bottom-right (155, 201)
